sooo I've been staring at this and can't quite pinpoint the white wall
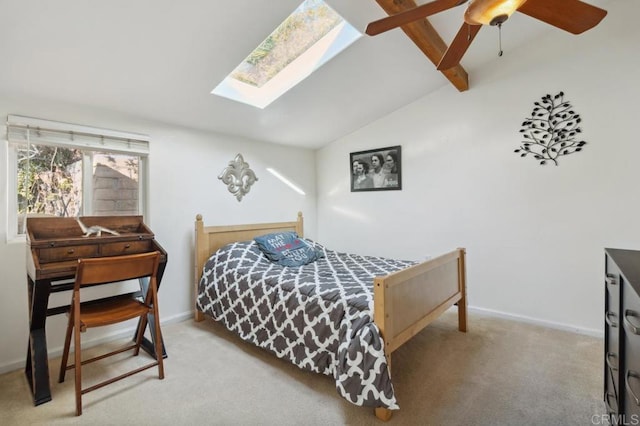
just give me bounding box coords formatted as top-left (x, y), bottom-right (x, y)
top-left (0, 94), bottom-right (316, 372)
top-left (316, 1), bottom-right (639, 334)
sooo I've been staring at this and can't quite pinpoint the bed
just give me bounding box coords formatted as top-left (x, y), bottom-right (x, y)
top-left (194, 212), bottom-right (467, 421)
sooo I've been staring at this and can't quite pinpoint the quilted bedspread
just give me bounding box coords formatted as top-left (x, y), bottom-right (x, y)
top-left (196, 240), bottom-right (416, 409)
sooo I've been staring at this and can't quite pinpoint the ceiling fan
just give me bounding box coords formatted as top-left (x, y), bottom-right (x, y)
top-left (365, 0), bottom-right (607, 71)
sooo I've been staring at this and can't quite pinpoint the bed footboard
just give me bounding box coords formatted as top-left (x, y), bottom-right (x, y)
top-left (373, 248), bottom-right (467, 359)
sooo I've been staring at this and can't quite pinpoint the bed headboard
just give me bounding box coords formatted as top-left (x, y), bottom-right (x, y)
top-left (193, 212), bottom-right (303, 320)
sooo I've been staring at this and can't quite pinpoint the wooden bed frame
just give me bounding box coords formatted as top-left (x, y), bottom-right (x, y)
top-left (194, 212), bottom-right (467, 421)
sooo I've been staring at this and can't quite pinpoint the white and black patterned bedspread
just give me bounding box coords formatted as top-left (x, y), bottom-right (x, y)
top-left (196, 240), bottom-right (416, 409)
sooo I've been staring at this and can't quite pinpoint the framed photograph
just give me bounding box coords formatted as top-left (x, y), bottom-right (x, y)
top-left (350, 146), bottom-right (402, 192)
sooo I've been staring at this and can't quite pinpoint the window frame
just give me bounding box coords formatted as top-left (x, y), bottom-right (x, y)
top-left (5, 115), bottom-right (150, 242)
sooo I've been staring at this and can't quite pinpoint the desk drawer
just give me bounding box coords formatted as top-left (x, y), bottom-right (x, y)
top-left (605, 351), bottom-right (619, 413)
top-left (623, 281), bottom-right (640, 417)
top-left (622, 281), bottom-right (640, 370)
top-left (39, 245), bottom-right (99, 263)
top-left (606, 273), bottom-right (620, 316)
top-left (606, 320), bottom-right (620, 374)
top-left (624, 371), bottom-right (640, 417)
top-left (605, 389), bottom-right (619, 414)
top-left (101, 240), bottom-right (152, 256)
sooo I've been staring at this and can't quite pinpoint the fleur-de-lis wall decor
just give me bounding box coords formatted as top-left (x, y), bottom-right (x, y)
top-left (218, 154), bottom-right (258, 201)
top-left (515, 91), bottom-right (587, 166)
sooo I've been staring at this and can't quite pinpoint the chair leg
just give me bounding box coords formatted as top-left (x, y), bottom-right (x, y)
top-left (59, 311), bottom-right (74, 383)
top-left (74, 317), bottom-right (82, 416)
top-left (133, 314), bottom-right (148, 356)
top-left (154, 311), bottom-right (164, 380)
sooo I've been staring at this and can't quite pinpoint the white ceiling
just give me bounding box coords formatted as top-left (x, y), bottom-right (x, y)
top-left (0, 0), bottom-right (611, 149)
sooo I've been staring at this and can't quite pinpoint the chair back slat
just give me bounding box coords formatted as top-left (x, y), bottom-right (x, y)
top-left (75, 251), bottom-right (160, 288)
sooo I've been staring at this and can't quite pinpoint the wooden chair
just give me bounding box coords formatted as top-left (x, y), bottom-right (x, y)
top-left (58, 251), bottom-right (165, 416)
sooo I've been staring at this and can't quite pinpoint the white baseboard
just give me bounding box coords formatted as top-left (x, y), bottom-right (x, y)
top-left (468, 305), bottom-right (603, 338)
top-left (0, 311), bottom-right (192, 375)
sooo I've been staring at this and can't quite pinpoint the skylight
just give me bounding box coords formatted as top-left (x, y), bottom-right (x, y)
top-left (212, 0), bottom-right (361, 109)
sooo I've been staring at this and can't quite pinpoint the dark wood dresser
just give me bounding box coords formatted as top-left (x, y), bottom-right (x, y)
top-left (604, 248), bottom-right (640, 418)
top-left (24, 216), bottom-right (167, 406)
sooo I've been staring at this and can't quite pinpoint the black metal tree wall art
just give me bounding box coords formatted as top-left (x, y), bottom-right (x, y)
top-left (515, 91), bottom-right (587, 166)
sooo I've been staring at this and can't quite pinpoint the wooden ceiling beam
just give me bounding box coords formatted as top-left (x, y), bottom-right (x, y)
top-left (374, 0), bottom-right (469, 92)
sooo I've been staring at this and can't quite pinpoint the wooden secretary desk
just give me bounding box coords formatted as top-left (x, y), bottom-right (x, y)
top-left (25, 216), bottom-right (168, 406)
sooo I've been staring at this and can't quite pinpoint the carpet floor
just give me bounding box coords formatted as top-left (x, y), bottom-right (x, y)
top-left (0, 310), bottom-right (606, 425)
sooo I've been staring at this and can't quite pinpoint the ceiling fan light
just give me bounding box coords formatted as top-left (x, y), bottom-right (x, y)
top-left (464, 0), bottom-right (529, 26)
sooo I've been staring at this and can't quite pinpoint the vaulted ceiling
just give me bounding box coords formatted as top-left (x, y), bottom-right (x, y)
top-left (0, 0), bottom-right (611, 149)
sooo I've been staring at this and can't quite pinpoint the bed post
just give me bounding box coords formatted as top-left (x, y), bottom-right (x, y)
top-left (373, 276), bottom-right (389, 365)
top-left (296, 211), bottom-right (304, 237)
top-left (194, 214), bottom-right (205, 322)
top-left (374, 407), bottom-right (393, 422)
top-left (373, 277), bottom-right (393, 421)
top-left (457, 247), bottom-right (468, 332)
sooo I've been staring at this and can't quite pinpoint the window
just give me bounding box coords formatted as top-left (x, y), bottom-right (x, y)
top-left (211, 0), bottom-right (361, 108)
top-left (6, 115), bottom-right (149, 240)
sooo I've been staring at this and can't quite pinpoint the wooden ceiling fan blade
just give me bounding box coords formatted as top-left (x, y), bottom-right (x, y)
top-left (365, 0), bottom-right (466, 36)
top-left (517, 0), bottom-right (607, 35)
top-left (437, 23), bottom-right (482, 70)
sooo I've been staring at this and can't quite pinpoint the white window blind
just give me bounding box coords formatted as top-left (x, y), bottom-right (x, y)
top-left (6, 115), bottom-right (149, 154)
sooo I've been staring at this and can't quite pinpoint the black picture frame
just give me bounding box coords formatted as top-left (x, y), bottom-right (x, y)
top-left (350, 145), bottom-right (402, 192)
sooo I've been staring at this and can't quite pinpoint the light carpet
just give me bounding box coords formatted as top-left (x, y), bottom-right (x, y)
top-left (0, 310), bottom-right (605, 425)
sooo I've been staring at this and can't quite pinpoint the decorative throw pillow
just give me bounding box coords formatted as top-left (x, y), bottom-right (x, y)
top-left (254, 232), bottom-right (322, 267)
